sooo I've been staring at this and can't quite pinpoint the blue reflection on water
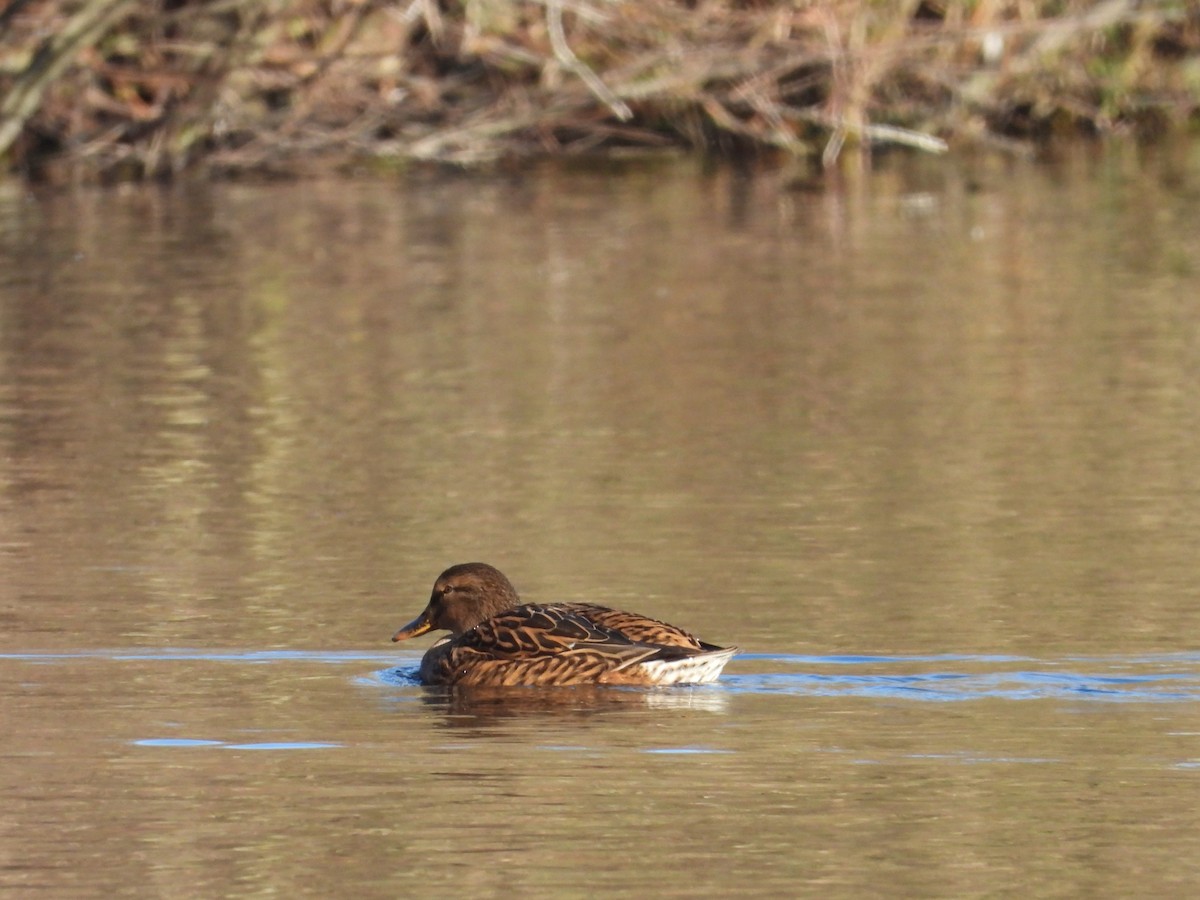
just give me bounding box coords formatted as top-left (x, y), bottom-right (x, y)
top-left (0, 649), bottom-right (402, 664)
top-left (133, 738), bottom-right (340, 750)
top-left (722, 657), bottom-right (1200, 702)
top-left (7, 649), bottom-right (1200, 703)
top-left (221, 742), bottom-right (340, 750)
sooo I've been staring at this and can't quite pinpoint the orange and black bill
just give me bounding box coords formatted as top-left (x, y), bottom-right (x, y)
top-left (391, 607), bottom-right (434, 642)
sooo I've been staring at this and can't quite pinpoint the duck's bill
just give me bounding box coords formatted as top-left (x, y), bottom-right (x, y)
top-left (391, 609), bottom-right (434, 642)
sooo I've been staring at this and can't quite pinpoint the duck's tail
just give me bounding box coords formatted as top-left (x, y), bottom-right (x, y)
top-left (630, 644), bottom-right (738, 686)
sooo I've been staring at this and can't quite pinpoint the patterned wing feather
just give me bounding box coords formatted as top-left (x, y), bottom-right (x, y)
top-left (416, 601), bottom-right (730, 687)
top-left (461, 603), bottom-right (643, 658)
top-left (565, 604), bottom-right (705, 650)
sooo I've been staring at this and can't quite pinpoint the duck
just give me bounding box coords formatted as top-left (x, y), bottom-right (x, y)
top-left (391, 562), bottom-right (737, 687)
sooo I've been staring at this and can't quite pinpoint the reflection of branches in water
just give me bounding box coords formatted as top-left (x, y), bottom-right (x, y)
top-left (420, 684), bottom-right (728, 727)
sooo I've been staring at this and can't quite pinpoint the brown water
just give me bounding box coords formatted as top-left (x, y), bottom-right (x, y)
top-left (2, 143), bottom-right (1200, 896)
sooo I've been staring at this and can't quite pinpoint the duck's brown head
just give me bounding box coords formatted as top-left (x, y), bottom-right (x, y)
top-left (391, 562), bottom-right (522, 641)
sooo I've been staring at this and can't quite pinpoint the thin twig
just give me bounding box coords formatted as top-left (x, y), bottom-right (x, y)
top-left (546, 0), bottom-right (632, 121)
top-left (0, 0), bottom-right (138, 156)
top-left (788, 107), bottom-right (947, 155)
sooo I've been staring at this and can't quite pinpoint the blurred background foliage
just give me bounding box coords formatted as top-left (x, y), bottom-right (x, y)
top-left (1, 0), bottom-right (1198, 181)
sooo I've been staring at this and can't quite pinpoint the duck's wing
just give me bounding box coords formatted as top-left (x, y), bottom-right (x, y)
top-left (463, 603), bottom-right (650, 657)
top-left (428, 603), bottom-right (692, 687)
top-left (564, 603), bottom-right (707, 651)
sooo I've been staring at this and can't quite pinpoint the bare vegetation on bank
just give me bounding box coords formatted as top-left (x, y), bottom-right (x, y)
top-left (1, 0), bottom-right (1197, 180)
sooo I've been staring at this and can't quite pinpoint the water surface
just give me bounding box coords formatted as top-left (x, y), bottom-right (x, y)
top-left (2, 144), bottom-right (1200, 895)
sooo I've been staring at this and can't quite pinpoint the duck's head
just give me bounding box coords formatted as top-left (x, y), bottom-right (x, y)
top-left (391, 562), bottom-right (522, 641)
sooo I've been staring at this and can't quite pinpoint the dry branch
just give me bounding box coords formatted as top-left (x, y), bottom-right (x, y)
top-left (0, 0), bottom-right (1196, 179)
top-left (0, 0), bottom-right (138, 156)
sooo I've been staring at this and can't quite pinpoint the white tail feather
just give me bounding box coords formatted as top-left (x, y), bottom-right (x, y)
top-left (632, 646), bottom-right (737, 685)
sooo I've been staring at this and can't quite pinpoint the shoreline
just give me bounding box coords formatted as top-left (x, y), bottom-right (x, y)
top-left (2, 1), bottom-right (1197, 183)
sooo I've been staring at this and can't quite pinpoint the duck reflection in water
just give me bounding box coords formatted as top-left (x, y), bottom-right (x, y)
top-left (415, 682), bottom-right (731, 721)
top-left (391, 563), bottom-right (737, 688)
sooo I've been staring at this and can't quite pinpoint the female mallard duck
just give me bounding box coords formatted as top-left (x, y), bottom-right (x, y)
top-left (391, 563), bottom-right (736, 687)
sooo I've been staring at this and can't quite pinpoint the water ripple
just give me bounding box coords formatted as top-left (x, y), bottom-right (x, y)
top-left (4, 650), bottom-right (1199, 702)
top-left (726, 654), bottom-right (1200, 702)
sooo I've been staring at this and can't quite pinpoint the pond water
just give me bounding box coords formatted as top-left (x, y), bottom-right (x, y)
top-left (2, 142), bottom-right (1200, 896)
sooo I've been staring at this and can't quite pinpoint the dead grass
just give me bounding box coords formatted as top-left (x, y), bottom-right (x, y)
top-left (1, 0), bottom-right (1197, 181)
